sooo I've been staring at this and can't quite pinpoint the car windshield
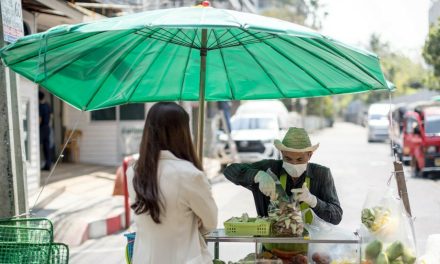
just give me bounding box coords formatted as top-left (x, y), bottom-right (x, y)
top-left (369, 114), bottom-right (387, 120)
top-left (425, 116), bottom-right (440, 135)
top-left (232, 117), bottom-right (277, 130)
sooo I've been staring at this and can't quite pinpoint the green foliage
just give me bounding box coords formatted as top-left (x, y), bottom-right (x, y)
top-left (336, 34), bottom-right (429, 113)
top-left (306, 97), bottom-right (334, 118)
top-left (423, 22), bottom-right (440, 90)
top-left (370, 33), bottom-right (428, 95)
top-left (424, 24), bottom-right (440, 77)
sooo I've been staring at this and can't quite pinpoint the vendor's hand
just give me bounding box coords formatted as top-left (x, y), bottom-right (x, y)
top-left (291, 184), bottom-right (317, 208)
top-left (197, 217), bottom-right (202, 228)
top-left (254, 171), bottom-right (277, 200)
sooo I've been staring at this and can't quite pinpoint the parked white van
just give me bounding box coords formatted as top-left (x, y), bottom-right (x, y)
top-left (216, 100), bottom-right (289, 164)
top-left (367, 103), bottom-right (393, 142)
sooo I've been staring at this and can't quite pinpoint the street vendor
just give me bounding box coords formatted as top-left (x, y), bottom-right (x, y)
top-left (224, 127), bottom-right (342, 225)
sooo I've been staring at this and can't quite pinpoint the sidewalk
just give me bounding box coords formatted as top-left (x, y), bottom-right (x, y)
top-left (30, 157), bottom-right (222, 247)
top-left (31, 163), bottom-right (120, 246)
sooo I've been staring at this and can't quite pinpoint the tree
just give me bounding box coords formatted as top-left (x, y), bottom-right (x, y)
top-left (424, 22), bottom-right (440, 87)
top-left (337, 34), bottom-right (429, 115)
top-left (261, 0), bottom-right (335, 119)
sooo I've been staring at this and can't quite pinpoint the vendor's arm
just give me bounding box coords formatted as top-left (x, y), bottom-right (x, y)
top-left (311, 166), bottom-right (343, 225)
top-left (223, 160), bottom-right (277, 189)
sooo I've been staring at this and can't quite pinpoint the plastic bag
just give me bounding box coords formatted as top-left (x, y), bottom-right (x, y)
top-left (266, 169), bottom-right (305, 237)
top-left (360, 188), bottom-right (417, 264)
top-left (306, 210), bottom-right (359, 264)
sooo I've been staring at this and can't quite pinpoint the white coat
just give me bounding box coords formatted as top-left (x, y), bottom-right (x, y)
top-left (127, 150), bottom-right (218, 264)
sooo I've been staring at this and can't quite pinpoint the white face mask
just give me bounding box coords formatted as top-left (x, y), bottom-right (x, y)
top-left (283, 162), bottom-right (307, 178)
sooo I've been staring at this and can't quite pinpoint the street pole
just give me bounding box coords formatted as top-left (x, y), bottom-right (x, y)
top-left (0, 3), bottom-right (28, 218)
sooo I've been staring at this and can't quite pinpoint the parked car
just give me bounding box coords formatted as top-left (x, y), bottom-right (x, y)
top-left (231, 113), bottom-right (283, 162)
top-left (367, 103), bottom-right (393, 142)
top-left (403, 104), bottom-right (440, 177)
top-left (215, 100), bottom-right (289, 166)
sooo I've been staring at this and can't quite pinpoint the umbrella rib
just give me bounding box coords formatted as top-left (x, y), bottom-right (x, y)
top-left (83, 31), bottom-right (154, 110)
top-left (212, 30), bottom-right (235, 100)
top-left (208, 29), bottom-right (229, 49)
top-left (213, 30), bottom-right (247, 49)
top-left (137, 29), bottom-right (194, 48)
top-left (309, 38), bottom-right (387, 88)
top-left (207, 37), bottom-right (276, 51)
top-left (228, 29), bottom-right (287, 98)
top-left (125, 30), bottom-right (182, 103)
top-left (178, 29), bottom-right (196, 46)
top-left (242, 29), bottom-right (333, 94)
top-left (207, 29), bottom-right (214, 49)
top-left (279, 36), bottom-right (377, 89)
top-left (4, 31), bottom-right (107, 66)
top-left (38, 30), bottom-right (138, 84)
top-left (161, 28), bottom-right (194, 47)
top-left (179, 33), bottom-right (198, 100)
top-left (194, 28), bottom-right (202, 49)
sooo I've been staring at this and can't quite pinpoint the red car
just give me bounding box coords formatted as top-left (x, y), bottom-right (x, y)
top-left (403, 105), bottom-right (440, 178)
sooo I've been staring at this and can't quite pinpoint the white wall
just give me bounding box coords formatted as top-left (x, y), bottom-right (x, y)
top-left (63, 105), bottom-right (119, 166)
top-left (19, 78), bottom-right (40, 195)
top-left (21, 13), bottom-right (40, 196)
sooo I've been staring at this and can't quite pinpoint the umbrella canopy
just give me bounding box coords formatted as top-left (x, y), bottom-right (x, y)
top-left (0, 6), bottom-right (390, 112)
top-left (0, 5), bottom-right (392, 158)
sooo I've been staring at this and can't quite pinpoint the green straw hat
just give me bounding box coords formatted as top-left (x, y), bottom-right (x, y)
top-left (274, 127), bottom-right (319, 152)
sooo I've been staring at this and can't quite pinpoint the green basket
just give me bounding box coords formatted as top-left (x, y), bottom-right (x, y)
top-left (0, 242), bottom-right (69, 264)
top-left (0, 225), bottom-right (53, 244)
top-left (0, 218), bottom-right (53, 230)
top-left (0, 218), bottom-right (54, 244)
top-left (0, 242), bottom-right (52, 264)
top-left (49, 243), bottom-right (69, 264)
top-left (0, 218), bottom-right (69, 264)
top-left (224, 218), bottom-right (271, 236)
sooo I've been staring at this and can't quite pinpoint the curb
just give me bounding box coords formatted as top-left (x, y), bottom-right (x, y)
top-left (86, 209), bottom-right (126, 240)
top-left (52, 197), bottom-right (130, 246)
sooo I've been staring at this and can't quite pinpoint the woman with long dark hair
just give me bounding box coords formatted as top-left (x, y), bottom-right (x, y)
top-left (127, 102), bottom-right (218, 264)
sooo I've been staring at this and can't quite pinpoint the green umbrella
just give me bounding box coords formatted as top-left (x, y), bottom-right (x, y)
top-left (0, 4), bottom-right (390, 158)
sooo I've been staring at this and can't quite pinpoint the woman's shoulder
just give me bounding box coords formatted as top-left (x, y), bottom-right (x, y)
top-left (166, 158), bottom-right (203, 175)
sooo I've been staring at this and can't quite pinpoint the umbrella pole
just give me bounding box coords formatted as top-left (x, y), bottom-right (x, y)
top-left (197, 28), bottom-right (208, 163)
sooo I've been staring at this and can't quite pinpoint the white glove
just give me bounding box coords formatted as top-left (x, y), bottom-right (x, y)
top-left (254, 171), bottom-right (277, 201)
top-left (291, 184), bottom-right (317, 208)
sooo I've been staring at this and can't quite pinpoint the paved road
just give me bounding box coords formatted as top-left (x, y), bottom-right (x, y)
top-left (70, 122), bottom-right (440, 263)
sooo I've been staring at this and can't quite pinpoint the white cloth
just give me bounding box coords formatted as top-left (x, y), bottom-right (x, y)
top-left (127, 150), bottom-right (218, 264)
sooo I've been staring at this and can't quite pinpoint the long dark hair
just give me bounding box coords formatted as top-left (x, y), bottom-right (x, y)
top-left (131, 102), bottom-right (202, 223)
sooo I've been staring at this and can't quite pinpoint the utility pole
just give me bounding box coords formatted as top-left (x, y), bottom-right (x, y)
top-left (0, 0), bottom-right (27, 218)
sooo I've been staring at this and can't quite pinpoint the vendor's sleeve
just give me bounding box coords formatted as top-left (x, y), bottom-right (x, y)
top-left (313, 168), bottom-right (343, 225)
top-left (223, 160), bottom-right (273, 189)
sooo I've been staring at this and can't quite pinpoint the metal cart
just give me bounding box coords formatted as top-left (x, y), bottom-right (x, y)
top-left (205, 229), bottom-right (362, 262)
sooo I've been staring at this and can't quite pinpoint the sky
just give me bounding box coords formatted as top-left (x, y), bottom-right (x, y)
top-left (319, 0), bottom-right (431, 61)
